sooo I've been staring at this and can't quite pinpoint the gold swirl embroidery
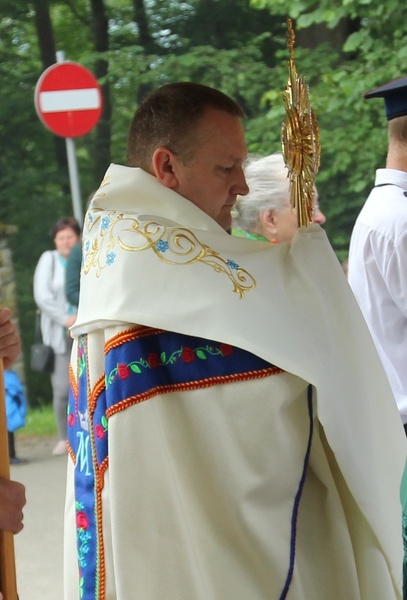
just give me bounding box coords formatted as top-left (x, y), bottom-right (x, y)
top-left (83, 209), bottom-right (256, 299)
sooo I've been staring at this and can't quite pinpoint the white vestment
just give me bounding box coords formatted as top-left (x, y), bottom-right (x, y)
top-left (65, 164), bottom-right (406, 600)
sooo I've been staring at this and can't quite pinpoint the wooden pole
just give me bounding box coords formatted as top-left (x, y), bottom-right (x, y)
top-left (0, 359), bottom-right (18, 599)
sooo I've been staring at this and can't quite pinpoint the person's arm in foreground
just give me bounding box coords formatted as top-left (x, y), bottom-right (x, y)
top-left (0, 308), bottom-right (26, 599)
top-left (0, 475), bottom-right (26, 600)
top-left (0, 308), bottom-right (21, 369)
top-left (0, 476), bottom-right (25, 533)
top-left (0, 308), bottom-right (26, 531)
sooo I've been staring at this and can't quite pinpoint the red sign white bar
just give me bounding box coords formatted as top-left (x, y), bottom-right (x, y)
top-left (35, 62), bottom-right (102, 138)
top-left (39, 88), bottom-right (101, 113)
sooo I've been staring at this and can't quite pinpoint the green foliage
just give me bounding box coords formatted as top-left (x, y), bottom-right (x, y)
top-left (19, 403), bottom-right (57, 437)
top-left (249, 0), bottom-right (407, 259)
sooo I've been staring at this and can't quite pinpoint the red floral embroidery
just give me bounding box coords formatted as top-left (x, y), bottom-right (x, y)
top-left (68, 413), bottom-right (75, 427)
top-left (76, 511), bottom-right (89, 530)
top-left (95, 424), bottom-right (105, 439)
top-left (181, 347), bottom-right (195, 363)
top-left (106, 339), bottom-right (240, 387)
top-left (148, 353), bottom-right (160, 368)
top-left (220, 344), bottom-right (233, 356)
top-left (117, 363), bottom-right (130, 379)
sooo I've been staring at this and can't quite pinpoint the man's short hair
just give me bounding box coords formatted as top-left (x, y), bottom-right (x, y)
top-left (126, 82), bottom-right (245, 172)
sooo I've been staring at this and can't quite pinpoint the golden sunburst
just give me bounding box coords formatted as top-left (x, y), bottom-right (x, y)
top-left (281, 18), bottom-right (321, 227)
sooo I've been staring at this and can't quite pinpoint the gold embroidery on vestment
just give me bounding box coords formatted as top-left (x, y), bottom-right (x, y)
top-left (83, 207), bottom-right (256, 298)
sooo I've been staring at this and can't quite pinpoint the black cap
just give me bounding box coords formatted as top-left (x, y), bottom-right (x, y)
top-left (364, 75), bottom-right (407, 121)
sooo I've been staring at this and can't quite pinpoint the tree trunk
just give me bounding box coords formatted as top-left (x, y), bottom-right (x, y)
top-left (131, 0), bottom-right (157, 104)
top-left (32, 0), bottom-right (69, 186)
top-left (132, 0), bottom-right (156, 53)
top-left (89, 0), bottom-right (112, 183)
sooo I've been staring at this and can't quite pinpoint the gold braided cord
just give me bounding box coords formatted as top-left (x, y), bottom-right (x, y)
top-left (281, 18), bottom-right (321, 227)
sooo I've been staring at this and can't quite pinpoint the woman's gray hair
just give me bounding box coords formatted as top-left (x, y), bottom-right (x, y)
top-left (233, 153), bottom-right (290, 232)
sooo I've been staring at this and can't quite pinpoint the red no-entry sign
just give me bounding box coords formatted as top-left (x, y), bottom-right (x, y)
top-left (34, 61), bottom-right (103, 138)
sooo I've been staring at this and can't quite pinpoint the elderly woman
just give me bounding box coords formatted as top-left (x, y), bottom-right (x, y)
top-left (232, 152), bottom-right (325, 243)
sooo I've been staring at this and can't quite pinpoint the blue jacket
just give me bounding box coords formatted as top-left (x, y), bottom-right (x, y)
top-left (4, 370), bottom-right (27, 432)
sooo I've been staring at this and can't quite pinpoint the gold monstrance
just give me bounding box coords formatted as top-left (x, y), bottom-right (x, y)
top-left (281, 18), bottom-right (321, 227)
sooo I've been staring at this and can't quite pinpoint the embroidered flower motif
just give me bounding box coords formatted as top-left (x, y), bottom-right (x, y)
top-left (78, 341), bottom-right (87, 377)
top-left (181, 347), bottom-right (195, 363)
top-left (220, 343), bottom-right (233, 356)
top-left (156, 240), bottom-right (169, 252)
top-left (227, 259), bottom-right (239, 270)
top-left (77, 511), bottom-right (89, 530)
top-left (78, 529), bottom-right (91, 566)
top-left (147, 353), bottom-right (160, 368)
top-left (95, 415), bottom-right (108, 440)
top-left (105, 341), bottom-right (236, 387)
top-left (76, 501), bottom-right (92, 572)
top-left (95, 424), bottom-right (104, 439)
top-left (106, 252), bottom-right (116, 266)
top-left (101, 216), bottom-right (110, 231)
top-left (117, 363), bottom-right (130, 379)
top-left (68, 413), bottom-right (75, 427)
top-left (85, 240), bottom-right (90, 252)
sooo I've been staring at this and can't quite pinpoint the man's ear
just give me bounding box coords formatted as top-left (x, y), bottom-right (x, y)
top-left (152, 147), bottom-right (179, 189)
top-left (259, 209), bottom-right (278, 235)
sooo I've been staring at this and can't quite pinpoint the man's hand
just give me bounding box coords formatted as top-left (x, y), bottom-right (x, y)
top-left (0, 308), bottom-right (21, 369)
top-left (0, 476), bottom-right (26, 533)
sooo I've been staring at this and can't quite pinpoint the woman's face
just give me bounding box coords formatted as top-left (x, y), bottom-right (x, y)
top-left (261, 190), bottom-right (326, 244)
top-left (54, 226), bottom-right (80, 258)
top-left (269, 205), bottom-right (299, 243)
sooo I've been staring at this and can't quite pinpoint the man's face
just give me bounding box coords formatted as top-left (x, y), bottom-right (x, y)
top-left (172, 109), bottom-right (249, 230)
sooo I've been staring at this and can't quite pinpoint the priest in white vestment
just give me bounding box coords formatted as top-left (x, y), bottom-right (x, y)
top-left (64, 82), bottom-right (406, 600)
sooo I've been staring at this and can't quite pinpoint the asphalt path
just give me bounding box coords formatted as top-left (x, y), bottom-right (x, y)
top-left (10, 435), bottom-right (66, 600)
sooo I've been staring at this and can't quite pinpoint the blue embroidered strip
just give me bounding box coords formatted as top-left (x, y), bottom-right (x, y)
top-left (67, 327), bottom-right (283, 599)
